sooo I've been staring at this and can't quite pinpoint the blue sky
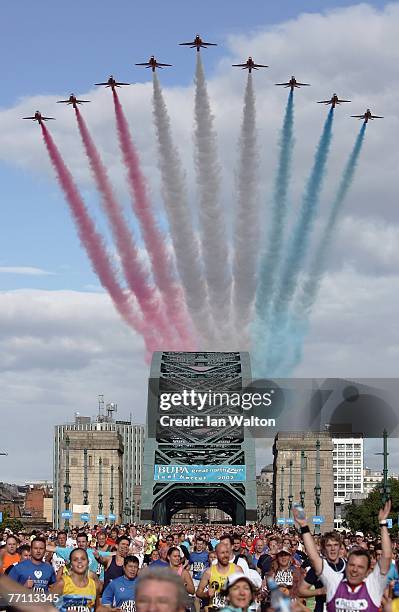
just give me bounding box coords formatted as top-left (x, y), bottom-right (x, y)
top-left (0, 0), bottom-right (390, 292)
top-left (1, 0), bottom-right (399, 481)
top-left (0, 0), bottom-right (390, 293)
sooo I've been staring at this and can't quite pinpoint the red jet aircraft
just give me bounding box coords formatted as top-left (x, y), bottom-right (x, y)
top-left (275, 76), bottom-right (310, 91)
top-left (179, 34), bottom-right (217, 52)
top-left (23, 111), bottom-right (55, 124)
top-left (317, 93), bottom-right (351, 108)
top-left (135, 56), bottom-right (172, 72)
top-left (95, 75), bottom-right (130, 90)
top-left (57, 94), bottom-right (90, 109)
top-left (232, 57), bottom-right (268, 73)
top-left (351, 109), bottom-right (383, 123)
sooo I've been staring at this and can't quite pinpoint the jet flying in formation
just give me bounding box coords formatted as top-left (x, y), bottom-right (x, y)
top-left (179, 34), bottom-right (217, 52)
top-left (23, 111), bottom-right (55, 124)
top-left (57, 94), bottom-right (90, 109)
top-left (135, 56), bottom-right (172, 72)
top-left (95, 76), bottom-right (130, 90)
top-left (351, 108), bottom-right (384, 123)
top-left (317, 93), bottom-right (351, 108)
top-left (232, 57), bottom-right (268, 73)
top-left (275, 76), bottom-right (310, 91)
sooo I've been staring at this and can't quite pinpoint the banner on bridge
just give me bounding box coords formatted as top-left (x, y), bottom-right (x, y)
top-left (154, 464), bottom-right (246, 483)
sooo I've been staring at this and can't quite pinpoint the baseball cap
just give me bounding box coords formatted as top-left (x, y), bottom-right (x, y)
top-left (224, 572), bottom-right (255, 590)
top-left (355, 531), bottom-right (364, 537)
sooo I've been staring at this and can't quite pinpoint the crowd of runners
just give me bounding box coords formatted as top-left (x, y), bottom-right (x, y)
top-left (0, 500), bottom-right (398, 611)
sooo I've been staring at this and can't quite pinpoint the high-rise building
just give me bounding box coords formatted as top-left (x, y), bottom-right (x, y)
top-left (53, 403), bottom-right (144, 528)
top-left (273, 432), bottom-right (334, 532)
top-left (332, 435), bottom-right (363, 505)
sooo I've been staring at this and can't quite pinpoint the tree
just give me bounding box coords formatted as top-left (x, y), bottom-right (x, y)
top-left (0, 510), bottom-right (23, 533)
top-left (345, 477), bottom-right (399, 535)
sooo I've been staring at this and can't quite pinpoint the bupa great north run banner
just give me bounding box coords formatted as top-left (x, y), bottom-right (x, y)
top-left (154, 464), bottom-right (246, 483)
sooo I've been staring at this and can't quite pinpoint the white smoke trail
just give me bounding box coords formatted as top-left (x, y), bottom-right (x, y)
top-left (152, 73), bottom-right (215, 346)
top-left (193, 54), bottom-right (232, 336)
top-left (232, 73), bottom-right (260, 344)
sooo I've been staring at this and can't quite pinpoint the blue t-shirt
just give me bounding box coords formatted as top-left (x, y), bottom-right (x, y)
top-left (387, 562), bottom-right (399, 583)
top-left (55, 546), bottom-right (111, 578)
top-left (102, 575), bottom-right (137, 610)
top-left (190, 551), bottom-right (209, 580)
top-left (149, 559), bottom-right (168, 567)
top-left (9, 560), bottom-right (56, 592)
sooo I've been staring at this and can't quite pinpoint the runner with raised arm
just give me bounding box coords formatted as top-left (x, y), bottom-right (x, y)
top-left (293, 500), bottom-right (392, 611)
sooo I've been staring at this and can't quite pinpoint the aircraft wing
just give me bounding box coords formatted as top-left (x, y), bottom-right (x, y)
top-left (179, 42), bottom-right (196, 46)
top-left (275, 82), bottom-right (290, 86)
top-left (296, 82), bottom-right (310, 86)
top-left (57, 100), bottom-right (70, 104)
top-left (232, 63), bottom-right (248, 68)
top-left (76, 100), bottom-right (90, 103)
top-left (351, 115), bottom-right (365, 118)
top-left (23, 116), bottom-right (36, 119)
top-left (317, 100), bottom-right (332, 104)
top-left (202, 42), bottom-right (217, 46)
top-left (95, 82), bottom-right (110, 86)
top-left (253, 63), bottom-right (268, 68)
top-left (135, 62), bottom-right (151, 66)
top-left (157, 62), bottom-right (172, 67)
top-left (371, 115), bottom-right (383, 118)
top-left (338, 99), bottom-right (351, 103)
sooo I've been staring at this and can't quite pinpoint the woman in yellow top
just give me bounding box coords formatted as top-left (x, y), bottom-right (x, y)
top-left (51, 548), bottom-right (100, 612)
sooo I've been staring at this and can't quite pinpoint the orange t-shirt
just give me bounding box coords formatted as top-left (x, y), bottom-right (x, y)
top-left (1, 552), bottom-right (20, 573)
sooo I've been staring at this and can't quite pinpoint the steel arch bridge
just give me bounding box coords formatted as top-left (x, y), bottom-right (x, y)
top-left (140, 352), bottom-right (257, 525)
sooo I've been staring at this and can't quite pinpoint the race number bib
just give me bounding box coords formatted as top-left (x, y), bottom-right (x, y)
top-left (335, 598), bottom-right (369, 611)
top-left (120, 601), bottom-right (136, 611)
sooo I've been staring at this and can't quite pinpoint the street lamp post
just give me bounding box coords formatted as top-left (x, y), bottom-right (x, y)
top-left (300, 450), bottom-right (306, 508)
top-left (83, 449), bottom-right (89, 507)
top-left (314, 439), bottom-right (321, 535)
top-left (124, 497), bottom-right (130, 524)
top-left (279, 466), bottom-right (285, 516)
top-left (63, 435), bottom-right (71, 529)
top-left (376, 430), bottom-right (390, 504)
top-left (98, 458), bottom-right (103, 519)
top-left (288, 459), bottom-right (293, 518)
top-left (110, 465), bottom-right (114, 519)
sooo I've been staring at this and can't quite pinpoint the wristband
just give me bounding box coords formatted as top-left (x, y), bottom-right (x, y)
top-left (379, 520), bottom-right (388, 526)
top-left (300, 525), bottom-right (310, 534)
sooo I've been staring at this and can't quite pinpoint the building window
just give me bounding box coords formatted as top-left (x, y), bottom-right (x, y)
top-left (103, 458), bottom-right (109, 466)
top-left (88, 455), bottom-right (93, 467)
top-left (71, 458), bottom-right (78, 467)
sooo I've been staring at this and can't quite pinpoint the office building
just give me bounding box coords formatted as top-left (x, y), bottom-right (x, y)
top-left (53, 401), bottom-right (144, 527)
top-left (332, 435), bottom-right (363, 504)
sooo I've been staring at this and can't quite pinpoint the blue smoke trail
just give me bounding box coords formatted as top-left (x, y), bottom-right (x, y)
top-left (284, 122), bottom-right (367, 373)
top-left (265, 107), bottom-right (335, 375)
top-left (252, 91), bottom-right (294, 373)
top-left (255, 90), bottom-right (294, 320)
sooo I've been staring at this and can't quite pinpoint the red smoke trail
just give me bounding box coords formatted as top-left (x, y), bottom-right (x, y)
top-left (112, 90), bottom-right (196, 350)
top-left (73, 107), bottom-right (174, 348)
top-left (40, 123), bottom-right (157, 354)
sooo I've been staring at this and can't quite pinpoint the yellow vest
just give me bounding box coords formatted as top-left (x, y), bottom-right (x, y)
top-left (209, 562), bottom-right (236, 608)
top-left (62, 574), bottom-right (96, 610)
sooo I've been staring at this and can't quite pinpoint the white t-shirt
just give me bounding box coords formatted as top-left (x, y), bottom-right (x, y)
top-left (66, 537), bottom-right (77, 548)
top-left (51, 551), bottom-right (66, 574)
top-left (320, 558), bottom-right (386, 609)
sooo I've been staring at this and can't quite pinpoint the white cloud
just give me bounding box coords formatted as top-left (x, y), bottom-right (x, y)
top-left (0, 289), bottom-right (147, 482)
top-left (0, 266), bottom-right (54, 276)
top-left (1, 3), bottom-right (399, 481)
